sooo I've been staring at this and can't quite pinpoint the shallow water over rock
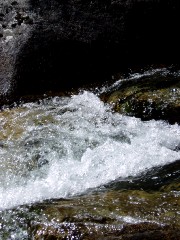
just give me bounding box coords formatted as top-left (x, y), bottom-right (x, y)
top-left (0, 68), bottom-right (179, 239)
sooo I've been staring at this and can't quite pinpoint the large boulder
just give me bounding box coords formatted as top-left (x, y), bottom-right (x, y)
top-left (1, 0), bottom-right (180, 104)
top-left (101, 68), bottom-right (180, 124)
top-left (0, 0), bottom-right (33, 104)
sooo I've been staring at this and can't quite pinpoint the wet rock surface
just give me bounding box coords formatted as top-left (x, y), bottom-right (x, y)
top-left (1, 188), bottom-right (179, 239)
top-left (104, 159), bottom-right (180, 192)
top-left (0, 2), bottom-right (180, 239)
top-left (30, 222), bottom-right (180, 240)
top-left (0, 160), bottom-right (179, 239)
top-left (0, 190), bottom-right (180, 239)
top-left (101, 68), bottom-right (180, 124)
top-left (1, 1), bottom-right (180, 104)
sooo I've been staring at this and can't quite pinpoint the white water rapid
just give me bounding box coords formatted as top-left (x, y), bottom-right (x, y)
top-left (0, 90), bottom-right (180, 210)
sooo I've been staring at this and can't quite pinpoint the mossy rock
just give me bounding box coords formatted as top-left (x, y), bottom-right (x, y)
top-left (101, 69), bottom-right (180, 124)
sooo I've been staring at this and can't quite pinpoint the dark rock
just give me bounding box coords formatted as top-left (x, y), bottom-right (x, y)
top-left (104, 159), bottom-right (180, 191)
top-left (0, 141), bottom-right (4, 148)
top-left (101, 68), bottom-right (180, 124)
top-left (1, 1), bottom-right (180, 105)
top-left (119, 223), bottom-right (180, 240)
top-left (11, 22), bottom-right (16, 28)
top-left (11, 1), bottom-right (18, 6)
top-left (28, 189), bottom-right (180, 239)
top-left (1, 24), bottom-right (7, 28)
top-left (30, 221), bottom-right (180, 240)
top-left (0, 184), bottom-right (179, 239)
top-left (23, 17), bottom-right (33, 25)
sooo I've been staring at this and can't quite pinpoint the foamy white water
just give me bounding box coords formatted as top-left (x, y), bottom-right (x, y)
top-left (0, 91), bottom-right (179, 210)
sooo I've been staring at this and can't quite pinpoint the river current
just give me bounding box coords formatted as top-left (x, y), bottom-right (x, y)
top-left (0, 69), bottom-right (179, 211)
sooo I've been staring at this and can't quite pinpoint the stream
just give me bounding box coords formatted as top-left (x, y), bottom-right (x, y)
top-left (0, 68), bottom-right (179, 239)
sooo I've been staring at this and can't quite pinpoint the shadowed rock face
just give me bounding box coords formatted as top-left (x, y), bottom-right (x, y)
top-left (1, 0), bottom-right (180, 104)
top-left (0, 0), bottom-right (33, 104)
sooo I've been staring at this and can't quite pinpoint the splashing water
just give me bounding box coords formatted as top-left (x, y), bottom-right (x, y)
top-left (0, 90), bottom-right (179, 210)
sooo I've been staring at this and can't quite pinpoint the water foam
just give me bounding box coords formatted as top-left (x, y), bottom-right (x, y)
top-left (0, 91), bottom-right (179, 209)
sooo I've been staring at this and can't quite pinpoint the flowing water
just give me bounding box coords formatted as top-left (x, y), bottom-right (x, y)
top-left (0, 68), bottom-right (180, 239)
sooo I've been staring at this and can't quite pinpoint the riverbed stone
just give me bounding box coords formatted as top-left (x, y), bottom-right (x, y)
top-left (101, 69), bottom-right (180, 124)
top-left (0, 159), bottom-right (179, 239)
top-left (27, 159), bottom-right (180, 239)
top-left (104, 160), bottom-right (180, 191)
top-left (31, 222), bottom-right (180, 240)
top-left (29, 188), bottom-right (180, 239)
top-left (1, 1), bottom-right (180, 105)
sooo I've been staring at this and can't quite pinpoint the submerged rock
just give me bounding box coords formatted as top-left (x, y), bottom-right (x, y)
top-left (27, 186), bottom-right (180, 239)
top-left (101, 69), bottom-right (180, 124)
top-left (1, 1), bottom-right (180, 105)
top-left (31, 221), bottom-right (180, 240)
top-left (1, 160), bottom-right (178, 239)
top-left (0, 159), bottom-right (179, 239)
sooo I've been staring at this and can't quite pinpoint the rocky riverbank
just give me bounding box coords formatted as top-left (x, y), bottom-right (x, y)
top-left (1, 1), bottom-right (180, 239)
top-left (100, 67), bottom-right (180, 124)
top-left (1, 1), bottom-right (180, 105)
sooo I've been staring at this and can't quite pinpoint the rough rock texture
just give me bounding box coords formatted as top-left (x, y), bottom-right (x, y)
top-left (31, 221), bottom-right (180, 240)
top-left (0, 0), bottom-right (33, 104)
top-left (28, 182), bottom-right (180, 239)
top-left (101, 68), bottom-right (180, 124)
top-left (1, 0), bottom-right (180, 104)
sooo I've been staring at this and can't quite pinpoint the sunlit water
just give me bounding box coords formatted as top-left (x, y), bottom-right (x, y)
top-left (0, 74), bottom-right (179, 210)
